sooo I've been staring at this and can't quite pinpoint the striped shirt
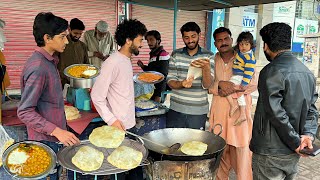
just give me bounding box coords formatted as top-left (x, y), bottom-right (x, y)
top-left (167, 47), bottom-right (214, 115)
top-left (233, 50), bottom-right (256, 86)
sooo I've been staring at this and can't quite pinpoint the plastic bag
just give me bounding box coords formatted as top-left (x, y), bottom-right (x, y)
top-left (0, 125), bottom-right (14, 167)
top-left (187, 65), bottom-right (202, 80)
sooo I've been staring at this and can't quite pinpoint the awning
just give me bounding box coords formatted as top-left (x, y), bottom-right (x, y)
top-left (121, 0), bottom-right (290, 11)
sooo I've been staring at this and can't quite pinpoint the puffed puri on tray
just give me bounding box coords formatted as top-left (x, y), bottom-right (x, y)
top-left (71, 146), bottom-right (104, 171)
top-left (107, 146), bottom-right (143, 170)
top-left (89, 125), bottom-right (125, 149)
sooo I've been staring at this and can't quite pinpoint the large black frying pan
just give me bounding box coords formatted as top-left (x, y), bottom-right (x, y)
top-left (140, 125), bottom-right (226, 161)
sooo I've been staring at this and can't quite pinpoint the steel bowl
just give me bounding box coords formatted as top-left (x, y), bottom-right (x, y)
top-left (64, 64), bottom-right (100, 88)
top-left (2, 141), bottom-right (57, 180)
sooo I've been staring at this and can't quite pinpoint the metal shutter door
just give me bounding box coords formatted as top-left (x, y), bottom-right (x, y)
top-left (0, 0), bottom-right (117, 89)
top-left (131, 5), bottom-right (207, 73)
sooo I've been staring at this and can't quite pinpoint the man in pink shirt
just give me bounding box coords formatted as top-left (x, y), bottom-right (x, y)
top-left (91, 19), bottom-right (147, 131)
top-left (91, 19), bottom-right (147, 180)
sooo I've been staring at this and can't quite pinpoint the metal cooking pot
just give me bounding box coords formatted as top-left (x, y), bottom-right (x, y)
top-left (141, 125), bottom-right (226, 161)
top-left (64, 64), bottom-right (100, 89)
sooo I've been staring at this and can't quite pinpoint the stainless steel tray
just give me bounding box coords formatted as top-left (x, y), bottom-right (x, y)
top-left (133, 71), bottom-right (164, 84)
top-left (57, 139), bottom-right (149, 175)
top-left (63, 64), bottom-right (100, 88)
top-left (64, 64), bottom-right (100, 80)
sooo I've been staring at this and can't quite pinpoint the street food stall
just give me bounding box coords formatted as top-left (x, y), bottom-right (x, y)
top-left (0, 64), bottom-right (227, 179)
top-left (0, 0), bottom-right (301, 178)
top-left (0, 65), bottom-right (171, 179)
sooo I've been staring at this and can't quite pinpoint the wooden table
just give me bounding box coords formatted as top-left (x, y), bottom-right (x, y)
top-left (2, 108), bottom-right (99, 135)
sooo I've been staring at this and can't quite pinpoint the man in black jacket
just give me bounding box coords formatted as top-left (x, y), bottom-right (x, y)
top-left (250, 22), bottom-right (318, 180)
top-left (137, 30), bottom-right (170, 102)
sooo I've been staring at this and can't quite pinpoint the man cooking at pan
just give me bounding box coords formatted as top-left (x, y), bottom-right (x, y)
top-left (91, 19), bottom-right (147, 180)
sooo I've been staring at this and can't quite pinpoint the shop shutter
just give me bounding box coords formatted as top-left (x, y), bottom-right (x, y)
top-left (131, 5), bottom-right (207, 74)
top-left (0, 0), bottom-right (117, 89)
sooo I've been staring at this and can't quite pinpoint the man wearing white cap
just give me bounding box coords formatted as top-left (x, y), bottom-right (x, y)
top-left (83, 20), bottom-right (116, 68)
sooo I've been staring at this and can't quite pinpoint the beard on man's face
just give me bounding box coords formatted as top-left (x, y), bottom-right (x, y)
top-left (130, 44), bottom-right (140, 56)
top-left (70, 35), bottom-right (79, 42)
top-left (185, 39), bottom-right (199, 50)
top-left (148, 44), bottom-right (156, 50)
top-left (97, 34), bottom-right (104, 41)
top-left (264, 50), bottom-right (272, 62)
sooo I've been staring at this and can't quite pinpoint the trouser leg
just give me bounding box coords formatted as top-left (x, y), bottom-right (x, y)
top-left (216, 145), bottom-right (232, 180)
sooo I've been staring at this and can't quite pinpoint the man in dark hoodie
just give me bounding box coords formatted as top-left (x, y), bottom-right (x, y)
top-left (137, 30), bottom-right (170, 102)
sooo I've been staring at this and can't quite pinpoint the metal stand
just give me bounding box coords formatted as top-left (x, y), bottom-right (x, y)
top-left (72, 171), bottom-right (117, 180)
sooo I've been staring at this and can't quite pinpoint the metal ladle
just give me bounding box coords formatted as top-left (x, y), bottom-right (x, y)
top-left (126, 131), bottom-right (181, 154)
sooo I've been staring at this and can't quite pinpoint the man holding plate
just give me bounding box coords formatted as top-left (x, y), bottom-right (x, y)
top-left (137, 30), bottom-right (170, 102)
top-left (166, 22), bottom-right (214, 130)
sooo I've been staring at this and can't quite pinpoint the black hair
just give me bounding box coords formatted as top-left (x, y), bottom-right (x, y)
top-left (33, 12), bottom-right (68, 47)
top-left (180, 22), bottom-right (201, 35)
top-left (259, 22), bottom-right (291, 52)
top-left (115, 19), bottom-right (147, 46)
top-left (235, 31), bottom-right (255, 50)
top-left (70, 18), bottom-right (85, 31)
top-left (145, 30), bottom-right (161, 43)
top-left (213, 27), bottom-right (232, 40)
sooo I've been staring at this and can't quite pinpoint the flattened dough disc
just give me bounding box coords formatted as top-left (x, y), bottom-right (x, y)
top-left (181, 141), bottom-right (208, 156)
top-left (107, 146), bottom-right (143, 170)
top-left (89, 126), bottom-right (125, 148)
top-left (71, 146), bottom-right (104, 171)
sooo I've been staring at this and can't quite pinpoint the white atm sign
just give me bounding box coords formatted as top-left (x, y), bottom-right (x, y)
top-left (243, 16), bottom-right (256, 28)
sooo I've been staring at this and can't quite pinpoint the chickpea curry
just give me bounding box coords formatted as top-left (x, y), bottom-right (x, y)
top-left (7, 144), bottom-right (51, 177)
